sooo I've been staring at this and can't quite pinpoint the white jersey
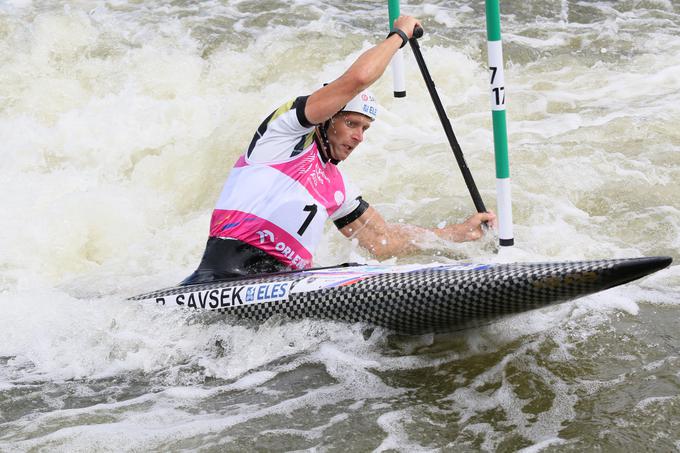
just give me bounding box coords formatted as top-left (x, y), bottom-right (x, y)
top-left (209, 96), bottom-right (368, 269)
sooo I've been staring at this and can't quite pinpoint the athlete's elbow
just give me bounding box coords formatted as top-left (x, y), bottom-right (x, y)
top-left (373, 250), bottom-right (394, 261)
top-left (345, 67), bottom-right (374, 92)
top-left (356, 70), bottom-right (375, 89)
top-left (365, 240), bottom-right (396, 261)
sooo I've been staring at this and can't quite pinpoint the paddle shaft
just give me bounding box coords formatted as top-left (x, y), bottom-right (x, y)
top-left (409, 28), bottom-right (487, 214)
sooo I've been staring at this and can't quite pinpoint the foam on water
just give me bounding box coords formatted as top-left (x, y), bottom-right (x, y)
top-left (1, 0), bottom-right (679, 450)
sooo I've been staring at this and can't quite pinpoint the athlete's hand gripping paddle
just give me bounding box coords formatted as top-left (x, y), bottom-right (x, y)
top-left (409, 26), bottom-right (488, 216)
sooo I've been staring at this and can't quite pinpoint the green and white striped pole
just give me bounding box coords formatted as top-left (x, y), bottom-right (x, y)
top-left (486, 0), bottom-right (514, 246)
top-left (388, 0), bottom-right (406, 97)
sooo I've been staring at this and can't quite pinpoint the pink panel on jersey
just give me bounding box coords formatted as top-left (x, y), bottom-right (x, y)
top-left (271, 145), bottom-right (345, 217)
top-left (239, 144), bottom-right (346, 217)
top-left (210, 209), bottom-right (313, 270)
top-left (233, 155), bottom-right (248, 168)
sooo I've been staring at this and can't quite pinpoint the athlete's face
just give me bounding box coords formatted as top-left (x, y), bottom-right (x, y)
top-left (327, 112), bottom-right (372, 161)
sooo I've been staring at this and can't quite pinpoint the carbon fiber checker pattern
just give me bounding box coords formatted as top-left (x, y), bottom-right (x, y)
top-left (129, 258), bottom-right (668, 334)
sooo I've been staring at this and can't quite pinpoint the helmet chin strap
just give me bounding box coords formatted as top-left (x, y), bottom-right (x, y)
top-left (316, 119), bottom-right (340, 165)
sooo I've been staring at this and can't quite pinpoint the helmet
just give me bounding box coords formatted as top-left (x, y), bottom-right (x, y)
top-left (341, 89), bottom-right (378, 121)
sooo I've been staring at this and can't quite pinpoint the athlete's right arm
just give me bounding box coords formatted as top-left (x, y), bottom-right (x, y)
top-left (304, 15), bottom-right (421, 125)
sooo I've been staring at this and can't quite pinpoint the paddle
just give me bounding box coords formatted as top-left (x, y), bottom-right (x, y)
top-left (409, 26), bottom-right (488, 215)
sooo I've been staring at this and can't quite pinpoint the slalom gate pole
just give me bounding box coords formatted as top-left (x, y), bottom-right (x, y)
top-left (409, 27), bottom-right (487, 214)
top-left (485, 0), bottom-right (514, 246)
top-left (388, 0), bottom-right (406, 97)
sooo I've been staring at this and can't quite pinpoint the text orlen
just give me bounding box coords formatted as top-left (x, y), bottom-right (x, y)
top-left (155, 281), bottom-right (292, 309)
top-left (274, 241), bottom-right (308, 269)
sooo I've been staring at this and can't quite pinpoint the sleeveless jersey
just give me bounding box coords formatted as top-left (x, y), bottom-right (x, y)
top-left (209, 96), bottom-right (367, 270)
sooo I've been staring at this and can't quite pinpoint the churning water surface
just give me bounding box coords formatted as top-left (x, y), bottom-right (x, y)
top-left (1, 0), bottom-right (679, 451)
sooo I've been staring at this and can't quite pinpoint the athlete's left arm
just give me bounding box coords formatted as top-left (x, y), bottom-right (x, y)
top-left (339, 206), bottom-right (496, 260)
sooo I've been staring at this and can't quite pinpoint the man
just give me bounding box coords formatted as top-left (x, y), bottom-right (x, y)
top-left (182, 15), bottom-right (496, 285)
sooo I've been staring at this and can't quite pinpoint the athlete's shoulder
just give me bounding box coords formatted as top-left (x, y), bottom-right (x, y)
top-left (245, 95), bottom-right (316, 163)
top-left (267, 96), bottom-right (314, 129)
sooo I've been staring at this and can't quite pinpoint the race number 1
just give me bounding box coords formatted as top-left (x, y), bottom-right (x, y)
top-left (297, 204), bottom-right (317, 236)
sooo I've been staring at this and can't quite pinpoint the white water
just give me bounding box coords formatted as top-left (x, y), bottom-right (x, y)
top-left (1, 0), bottom-right (679, 451)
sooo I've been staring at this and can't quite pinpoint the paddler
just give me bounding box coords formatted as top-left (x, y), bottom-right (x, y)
top-left (182, 15), bottom-right (497, 285)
